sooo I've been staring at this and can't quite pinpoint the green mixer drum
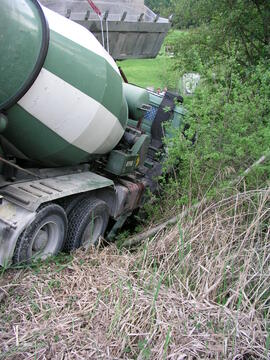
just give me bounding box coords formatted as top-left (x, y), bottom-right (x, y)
top-left (0, 0), bottom-right (48, 111)
top-left (0, 0), bottom-right (128, 166)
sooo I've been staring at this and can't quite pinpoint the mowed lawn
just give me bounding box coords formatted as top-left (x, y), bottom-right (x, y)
top-left (117, 31), bottom-right (184, 90)
top-left (117, 57), bottom-right (172, 90)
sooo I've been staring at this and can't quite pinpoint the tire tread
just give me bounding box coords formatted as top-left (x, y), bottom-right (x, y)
top-left (64, 198), bottom-right (109, 252)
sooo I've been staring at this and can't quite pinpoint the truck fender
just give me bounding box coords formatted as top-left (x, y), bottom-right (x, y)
top-left (0, 199), bottom-right (36, 266)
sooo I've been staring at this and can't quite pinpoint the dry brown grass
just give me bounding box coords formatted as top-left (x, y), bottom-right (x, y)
top-left (0, 189), bottom-right (269, 359)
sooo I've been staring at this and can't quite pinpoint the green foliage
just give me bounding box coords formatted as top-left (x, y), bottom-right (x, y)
top-left (150, 0), bottom-right (270, 212)
top-left (2, 252), bottom-right (74, 275)
top-left (145, 0), bottom-right (173, 17)
top-left (171, 0), bottom-right (201, 29)
top-left (163, 60), bottom-right (270, 206)
top-left (115, 229), bottom-right (131, 248)
top-left (172, 0), bottom-right (270, 67)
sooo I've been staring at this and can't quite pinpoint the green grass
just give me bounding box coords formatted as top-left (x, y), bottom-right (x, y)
top-left (117, 55), bottom-right (179, 91)
top-left (116, 30), bottom-right (186, 91)
top-left (117, 57), bottom-right (171, 90)
top-left (1, 191), bottom-right (269, 358)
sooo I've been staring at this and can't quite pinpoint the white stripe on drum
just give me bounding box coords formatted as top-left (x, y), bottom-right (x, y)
top-left (42, 6), bottom-right (120, 75)
top-left (18, 68), bottom-right (124, 154)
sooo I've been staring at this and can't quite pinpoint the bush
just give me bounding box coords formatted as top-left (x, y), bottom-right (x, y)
top-left (161, 59), bottom-right (270, 209)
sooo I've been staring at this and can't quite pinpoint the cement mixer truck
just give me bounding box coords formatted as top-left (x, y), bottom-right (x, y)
top-left (0, 0), bottom-right (184, 266)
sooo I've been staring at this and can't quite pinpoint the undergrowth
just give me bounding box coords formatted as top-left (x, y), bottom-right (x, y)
top-left (145, 58), bottom-right (270, 220)
top-left (0, 189), bottom-right (269, 359)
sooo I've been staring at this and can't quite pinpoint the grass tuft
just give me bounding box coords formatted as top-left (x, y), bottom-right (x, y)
top-left (0, 188), bottom-right (269, 359)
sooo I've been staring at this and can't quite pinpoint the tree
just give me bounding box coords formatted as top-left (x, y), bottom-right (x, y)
top-left (163, 0), bottom-right (270, 204)
top-left (172, 0), bottom-right (270, 67)
top-left (145, 0), bottom-right (173, 17)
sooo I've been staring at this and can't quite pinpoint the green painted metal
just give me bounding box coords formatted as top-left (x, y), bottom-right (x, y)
top-left (0, 2), bottom-right (129, 167)
top-left (44, 30), bottom-right (128, 128)
top-left (141, 92), bottom-right (186, 136)
top-left (123, 84), bottom-right (150, 120)
top-left (5, 105), bottom-right (92, 166)
top-left (131, 134), bottom-right (150, 168)
top-left (0, 0), bottom-right (48, 110)
top-left (105, 150), bottom-right (137, 176)
top-left (0, 114), bottom-right (8, 133)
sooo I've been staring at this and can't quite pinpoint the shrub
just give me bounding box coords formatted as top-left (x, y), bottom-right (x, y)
top-left (161, 59), bottom-right (270, 209)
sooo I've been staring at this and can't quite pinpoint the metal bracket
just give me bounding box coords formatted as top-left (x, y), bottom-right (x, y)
top-left (137, 13), bottom-right (144, 22)
top-left (120, 11), bottom-right (127, 22)
top-left (66, 9), bottom-right (71, 18)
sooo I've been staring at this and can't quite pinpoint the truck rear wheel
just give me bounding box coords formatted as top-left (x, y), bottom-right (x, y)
top-left (64, 198), bottom-right (109, 252)
top-left (13, 204), bottom-right (68, 264)
top-left (58, 194), bottom-right (85, 217)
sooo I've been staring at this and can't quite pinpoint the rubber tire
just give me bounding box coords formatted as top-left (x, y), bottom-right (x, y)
top-left (13, 204), bottom-right (68, 264)
top-left (64, 198), bottom-right (109, 252)
top-left (58, 194), bottom-right (86, 217)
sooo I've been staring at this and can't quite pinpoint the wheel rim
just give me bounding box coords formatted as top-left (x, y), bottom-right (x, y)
top-left (81, 215), bottom-right (103, 249)
top-left (30, 217), bottom-right (62, 259)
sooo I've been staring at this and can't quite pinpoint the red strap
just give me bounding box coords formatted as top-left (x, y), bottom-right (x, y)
top-left (86, 0), bottom-right (102, 16)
